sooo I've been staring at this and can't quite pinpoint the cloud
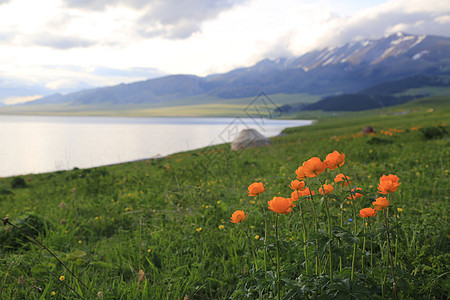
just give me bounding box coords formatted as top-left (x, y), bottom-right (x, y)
top-left (315, 0), bottom-right (450, 49)
top-left (139, 0), bottom-right (245, 39)
top-left (32, 34), bottom-right (96, 49)
top-left (2, 95), bottom-right (42, 105)
top-left (62, 0), bottom-right (248, 39)
top-left (45, 78), bottom-right (90, 90)
top-left (0, 77), bottom-right (52, 104)
top-left (92, 67), bottom-right (166, 79)
top-left (62, 0), bottom-right (148, 11)
top-left (0, 31), bottom-right (13, 43)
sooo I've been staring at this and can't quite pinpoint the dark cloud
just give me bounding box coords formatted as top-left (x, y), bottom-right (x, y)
top-left (139, 0), bottom-right (247, 39)
top-left (62, 0), bottom-right (148, 10)
top-left (62, 0), bottom-right (247, 39)
top-left (317, 8), bottom-right (450, 50)
top-left (33, 34), bottom-right (96, 49)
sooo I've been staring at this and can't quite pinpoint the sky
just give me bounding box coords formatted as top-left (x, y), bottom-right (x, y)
top-left (0, 0), bottom-right (449, 104)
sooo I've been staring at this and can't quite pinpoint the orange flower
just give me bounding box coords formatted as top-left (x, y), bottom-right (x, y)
top-left (268, 197), bottom-right (295, 214)
top-left (289, 180), bottom-right (306, 191)
top-left (372, 197), bottom-right (389, 211)
top-left (378, 174), bottom-right (400, 194)
top-left (359, 207), bottom-right (377, 218)
top-left (291, 190), bottom-right (300, 201)
top-left (302, 157), bottom-right (326, 178)
top-left (347, 187), bottom-right (363, 199)
top-left (301, 187), bottom-right (315, 197)
top-left (380, 174), bottom-right (400, 184)
top-left (319, 184), bottom-right (334, 195)
top-left (324, 150), bottom-right (345, 170)
top-left (334, 173), bottom-right (351, 186)
top-left (295, 166), bottom-right (306, 180)
top-left (248, 182), bottom-right (266, 196)
top-left (230, 210), bottom-right (247, 223)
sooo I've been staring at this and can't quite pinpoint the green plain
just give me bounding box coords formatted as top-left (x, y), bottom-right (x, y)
top-left (0, 96), bottom-right (449, 299)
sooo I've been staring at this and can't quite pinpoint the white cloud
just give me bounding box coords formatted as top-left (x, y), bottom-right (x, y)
top-left (2, 95), bottom-right (42, 105)
top-left (313, 0), bottom-right (450, 49)
top-left (435, 15), bottom-right (450, 24)
top-left (0, 0), bottom-right (449, 101)
top-left (45, 79), bottom-right (84, 90)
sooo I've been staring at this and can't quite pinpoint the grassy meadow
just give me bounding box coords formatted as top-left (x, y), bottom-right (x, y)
top-left (0, 93), bottom-right (320, 118)
top-left (0, 97), bottom-right (449, 299)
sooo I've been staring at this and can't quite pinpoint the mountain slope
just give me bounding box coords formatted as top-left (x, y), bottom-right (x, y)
top-left (22, 32), bottom-right (450, 107)
top-left (304, 74), bottom-right (450, 111)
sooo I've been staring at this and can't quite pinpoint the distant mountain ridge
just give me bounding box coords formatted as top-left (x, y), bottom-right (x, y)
top-left (25, 32), bottom-right (450, 106)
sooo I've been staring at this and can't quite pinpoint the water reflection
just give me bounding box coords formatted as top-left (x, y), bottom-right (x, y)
top-left (0, 116), bottom-right (312, 176)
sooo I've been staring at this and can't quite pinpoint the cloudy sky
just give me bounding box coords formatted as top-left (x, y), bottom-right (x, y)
top-left (0, 0), bottom-right (449, 104)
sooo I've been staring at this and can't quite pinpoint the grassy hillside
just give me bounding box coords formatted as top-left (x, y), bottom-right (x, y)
top-left (0, 97), bottom-right (449, 299)
top-left (0, 93), bottom-right (321, 117)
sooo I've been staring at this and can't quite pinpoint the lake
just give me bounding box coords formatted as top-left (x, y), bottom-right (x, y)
top-left (0, 115), bottom-right (313, 177)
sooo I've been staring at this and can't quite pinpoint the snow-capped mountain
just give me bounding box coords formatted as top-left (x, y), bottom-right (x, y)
top-left (23, 32), bottom-right (450, 106)
top-left (288, 32), bottom-right (428, 69)
top-left (204, 32), bottom-right (450, 98)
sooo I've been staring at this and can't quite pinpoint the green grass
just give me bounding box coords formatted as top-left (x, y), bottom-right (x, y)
top-left (0, 93), bottom-right (322, 118)
top-left (395, 86), bottom-right (450, 97)
top-left (0, 97), bottom-right (449, 299)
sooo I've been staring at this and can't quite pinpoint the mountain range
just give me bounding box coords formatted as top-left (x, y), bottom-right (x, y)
top-left (19, 32), bottom-right (450, 109)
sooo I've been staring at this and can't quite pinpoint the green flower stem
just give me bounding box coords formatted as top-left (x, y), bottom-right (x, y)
top-left (338, 166), bottom-right (358, 282)
top-left (389, 193), bottom-right (399, 267)
top-left (275, 214), bottom-right (281, 300)
top-left (369, 219), bottom-right (373, 268)
top-left (242, 227), bottom-right (258, 271)
top-left (297, 190), bottom-right (309, 275)
top-left (257, 195), bottom-right (268, 273)
top-left (305, 179), bottom-right (320, 274)
top-left (339, 202), bottom-right (344, 272)
top-left (362, 222), bottom-right (366, 272)
top-left (317, 175), bottom-right (333, 283)
top-left (383, 209), bottom-right (399, 300)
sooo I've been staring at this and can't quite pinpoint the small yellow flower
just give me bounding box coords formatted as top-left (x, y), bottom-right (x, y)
top-left (254, 235), bottom-right (260, 240)
top-left (59, 275), bottom-right (65, 281)
top-left (125, 207), bottom-right (132, 211)
top-left (290, 236), bottom-right (294, 241)
top-left (249, 200), bottom-right (256, 204)
top-left (78, 240), bottom-right (82, 244)
top-left (51, 291), bottom-right (56, 296)
top-left (250, 226), bottom-right (255, 229)
top-left (196, 227), bottom-right (202, 232)
top-left (216, 201), bottom-right (221, 204)
top-left (218, 225), bottom-right (224, 230)
top-left (147, 249), bottom-right (151, 253)
top-left (397, 208), bottom-right (403, 213)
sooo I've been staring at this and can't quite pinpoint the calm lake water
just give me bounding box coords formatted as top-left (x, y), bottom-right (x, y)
top-left (0, 115), bottom-right (313, 177)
